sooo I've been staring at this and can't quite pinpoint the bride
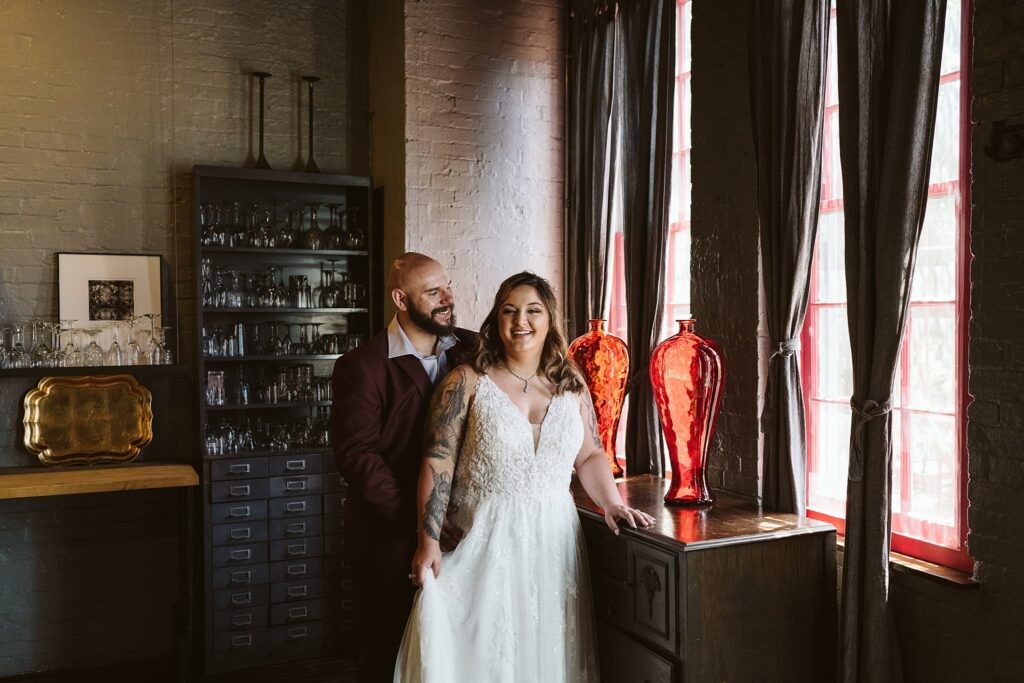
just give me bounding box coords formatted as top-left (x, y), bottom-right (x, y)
top-left (395, 271), bottom-right (655, 682)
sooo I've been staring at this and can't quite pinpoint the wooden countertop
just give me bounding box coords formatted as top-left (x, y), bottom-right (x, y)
top-left (0, 462), bottom-right (199, 500)
top-left (573, 474), bottom-right (834, 551)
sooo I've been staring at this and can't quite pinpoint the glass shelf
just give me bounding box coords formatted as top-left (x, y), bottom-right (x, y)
top-left (205, 401), bottom-right (332, 411)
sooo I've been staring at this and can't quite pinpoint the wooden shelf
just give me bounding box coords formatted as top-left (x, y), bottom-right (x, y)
top-left (206, 401), bottom-right (332, 411)
top-left (202, 354), bottom-right (342, 363)
top-left (0, 462), bottom-right (199, 500)
top-left (0, 365), bottom-right (191, 380)
top-left (203, 308), bottom-right (367, 314)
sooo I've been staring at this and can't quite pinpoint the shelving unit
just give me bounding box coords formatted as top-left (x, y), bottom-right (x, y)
top-left (194, 165), bottom-right (378, 673)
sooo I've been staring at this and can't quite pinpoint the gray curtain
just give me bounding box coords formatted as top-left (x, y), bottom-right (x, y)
top-left (835, 1), bottom-right (947, 681)
top-left (567, 1), bottom-right (618, 340)
top-left (748, 0), bottom-right (830, 514)
top-left (619, 0), bottom-right (675, 476)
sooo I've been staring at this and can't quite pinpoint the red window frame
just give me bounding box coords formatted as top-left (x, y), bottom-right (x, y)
top-left (802, 2), bottom-right (972, 572)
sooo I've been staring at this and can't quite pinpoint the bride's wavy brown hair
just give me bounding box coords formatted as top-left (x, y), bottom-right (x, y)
top-left (471, 272), bottom-right (584, 395)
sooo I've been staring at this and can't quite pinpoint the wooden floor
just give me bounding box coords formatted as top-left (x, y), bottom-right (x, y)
top-left (10, 657), bottom-right (356, 683)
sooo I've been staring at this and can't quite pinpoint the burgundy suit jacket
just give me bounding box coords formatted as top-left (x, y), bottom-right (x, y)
top-left (331, 326), bottom-right (477, 566)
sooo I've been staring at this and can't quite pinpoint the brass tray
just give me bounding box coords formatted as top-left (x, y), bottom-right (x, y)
top-left (23, 374), bottom-right (153, 467)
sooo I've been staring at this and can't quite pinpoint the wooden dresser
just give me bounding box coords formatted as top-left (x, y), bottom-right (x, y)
top-left (573, 475), bottom-right (837, 683)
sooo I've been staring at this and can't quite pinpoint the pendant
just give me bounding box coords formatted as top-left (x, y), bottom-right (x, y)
top-left (522, 381), bottom-right (529, 393)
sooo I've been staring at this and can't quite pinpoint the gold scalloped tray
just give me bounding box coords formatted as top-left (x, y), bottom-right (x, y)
top-left (23, 374), bottom-right (153, 467)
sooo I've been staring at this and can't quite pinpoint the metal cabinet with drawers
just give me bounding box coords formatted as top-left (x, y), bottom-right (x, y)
top-left (194, 165), bottom-right (379, 673)
top-left (574, 475), bottom-right (838, 683)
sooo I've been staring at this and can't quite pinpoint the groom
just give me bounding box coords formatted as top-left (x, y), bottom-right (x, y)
top-left (331, 252), bottom-right (477, 682)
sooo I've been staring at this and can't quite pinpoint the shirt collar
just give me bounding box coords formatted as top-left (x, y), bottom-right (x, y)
top-left (387, 315), bottom-right (458, 360)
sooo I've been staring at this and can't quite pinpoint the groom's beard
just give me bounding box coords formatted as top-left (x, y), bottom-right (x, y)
top-left (408, 301), bottom-right (456, 336)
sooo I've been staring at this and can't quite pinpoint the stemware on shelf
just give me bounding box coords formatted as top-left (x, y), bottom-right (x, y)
top-left (303, 204), bottom-right (325, 250)
top-left (253, 71), bottom-right (272, 170)
top-left (342, 206), bottom-right (365, 249)
top-left (326, 204), bottom-right (344, 249)
top-left (302, 75), bottom-right (321, 173)
top-left (106, 322), bottom-right (125, 366)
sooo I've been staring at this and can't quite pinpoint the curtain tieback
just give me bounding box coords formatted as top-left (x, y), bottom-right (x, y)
top-left (848, 398), bottom-right (892, 482)
top-left (759, 337), bottom-right (802, 433)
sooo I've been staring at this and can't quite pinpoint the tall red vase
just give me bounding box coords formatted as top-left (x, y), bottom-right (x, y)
top-left (568, 319), bottom-right (628, 478)
top-left (650, 319), bottom-right (724, 506)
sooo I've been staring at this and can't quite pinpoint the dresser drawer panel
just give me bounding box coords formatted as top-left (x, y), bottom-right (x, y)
top-left (212, 521), bottom-right (268, 546)
top-left (323, 492), bottom-right (346, 515)
top-left (270, 558), bottom-right (324, 583)
top-left (270, 578), bottom-right (325, 604)
top-left (269, 515), bottom-right (322, 540)
top-left (214, 628), bottom-right (269, 654)
top-left (212, 585), bottom-right (269, 611)
top-left (324, 471), bottom-right (346, 493)
top-left (270, 598), bottom-right (324, 625)
top-left (324, 533), bottom-right (344, 557)
top-left (270, 453), bottom-right (322, 476)
top-left (212, 543), bottom-right (269, 568)
top-left (269, 495), bottom-right (322, 519)
top-left (269, 537), bottom-right (324, 562)
top-left (211, 479), bottom-right (269, 503)
top-left (582, 517), bottom-right (626, 581)
top-left (268, 474), bottom-right (323, 498)
top-left (211, 500), bottom-right (269, 524)
top-left (596, 622), bottom-right (675, 683)
top-left (324, 595), bottom-right (354, 618)
top-left (324, 514), bottom-right (343, 535)
top-left (212, 563), bottom-right (270, 590)
top-left (214, 607), bottom-right (269, 633)
top-left (592, 572), bottom-right (629, 626)
top-left (211, 457), bottom-right (269, 481)
top-left (626, 539), bottom-right (678, 653)
top-left (270, 620), bottom-right (325, 650)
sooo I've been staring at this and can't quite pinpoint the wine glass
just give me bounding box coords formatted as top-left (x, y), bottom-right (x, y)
top-left (126, 317), bottom-right (142, 365)
top-left (82, 328), bottom-right (104, 366)
top-left (159, 326), bottom-right (174, 365)
top-left (106, 322), bottom-right (125, 366)
top-left (302, 203), bottom-right (324, 249)
top-left (343, 206), bottom-right (365, 249)
top-left (325, 204), bottom-right (344, 249)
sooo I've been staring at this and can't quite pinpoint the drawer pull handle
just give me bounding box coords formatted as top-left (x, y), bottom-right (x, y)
top-left (231, 634), bottom-right (252, 648)
top-left (286, 563), bottom-right (308, 577)
top-left (229, 528), bottom-right (252, 540)
top-left (229, 463), bottom-right (251, 474)
top-left (230, 549), bottom-right (252, 561)
top-left (285, 522), bottom-right (307, 535)
top-left (231, 614), bottom-right (252, 626)
top-left (288, 625), bottom-right (308, 639)
top-left (230, 591), bottom-right (252, 606)
top-left (285, 501), bottom-right (307, 513)
top-left (229, 485), bottom-right (251, 497)
top-left (288, 606), bottom-right (308, 619)
top-left (285, 459), bottom-right (307, 471)
top-left (285, 480), bottom-right (307, 492)
top-left (228, 505), bottom-right (251, 518)
top-left (230, 570), bottom-right (252, 584)
top-left (340, 599), bottom-right (353, 610)
top-left (287, 543), bottom-right (307, 557)
top-left (288, 585), bottom-right (308, 598)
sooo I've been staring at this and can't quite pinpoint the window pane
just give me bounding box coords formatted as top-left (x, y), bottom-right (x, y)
top-left (814, 210), bottom-right (846, 303)
top-left (673, 228), bottom-right (691, 308)
top-left (928, 81), bottom-right (961, 185)
top-left (814, 307), bottom-right (852, 400)
top-left (682, 77), bottom-right (692, 150)
top-left (940, 1), bottom-right (961, 76)
top-left (825, 10), bottom-right (838, 107)
top-left (907, 412), bottom-right (957, 527)
top-left (912, 194), bottom-right (958, 301)
top-left (908, 305), bottom-right (956, 412)
top-left (808, 400), bottom-right (850, 518)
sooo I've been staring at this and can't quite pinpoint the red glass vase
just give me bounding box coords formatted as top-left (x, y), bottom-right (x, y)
top-left (650, 319), bottom-right (724, 506)
top-left (568, 319), bottom-right (628, 478)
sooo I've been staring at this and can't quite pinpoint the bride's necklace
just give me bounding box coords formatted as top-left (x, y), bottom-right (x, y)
top-left (504, 361), bottom-right (539, 393)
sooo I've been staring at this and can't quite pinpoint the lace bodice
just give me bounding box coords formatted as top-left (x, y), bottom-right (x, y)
top-left (451, 374), bottom-right (584, 511)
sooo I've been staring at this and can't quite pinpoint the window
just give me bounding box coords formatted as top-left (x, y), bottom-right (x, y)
top-left (607, 0), bottom-right (692, 462)
top-left (802, 1), bottom-right (970, 571)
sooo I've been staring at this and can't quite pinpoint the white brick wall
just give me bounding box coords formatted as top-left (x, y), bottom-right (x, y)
top-left (403, 0), bottom-right (565, 327)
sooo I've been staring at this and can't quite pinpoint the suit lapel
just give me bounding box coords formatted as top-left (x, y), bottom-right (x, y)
top-left (393, 354), bottom-right (432, 398)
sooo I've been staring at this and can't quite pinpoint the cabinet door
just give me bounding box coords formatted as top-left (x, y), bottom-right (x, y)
top-left (626, 539), bottom-right (678, 654)
top-left (596, 622), bottom-right (675, 683)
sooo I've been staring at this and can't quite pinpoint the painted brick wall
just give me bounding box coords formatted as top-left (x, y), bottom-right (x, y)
top-left (0, 1), bottom-right (367, 676)
top-left (690, 0), bottom-right (761, 498)
top-left (403, 0), bottom-right (566, 326)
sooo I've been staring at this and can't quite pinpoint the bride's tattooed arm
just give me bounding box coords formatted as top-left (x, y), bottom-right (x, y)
top-left (417, 367), bottom-right (474, 546)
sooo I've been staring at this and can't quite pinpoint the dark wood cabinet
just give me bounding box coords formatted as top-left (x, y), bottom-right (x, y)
top-left (575, 476), bottom-right (837, 683)
top-left (194, 165), bottom-right (377, 673)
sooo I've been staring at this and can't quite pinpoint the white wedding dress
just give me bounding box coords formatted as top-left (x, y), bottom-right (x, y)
top-left (395, 374), bottom-right (599, 682)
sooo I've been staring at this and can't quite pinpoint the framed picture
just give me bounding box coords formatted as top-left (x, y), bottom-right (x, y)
top-left (57, 253), bottom-right (162, 347)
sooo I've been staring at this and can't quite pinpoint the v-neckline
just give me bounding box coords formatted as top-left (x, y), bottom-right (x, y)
top-left (482, 374), bottom-right (557, 455)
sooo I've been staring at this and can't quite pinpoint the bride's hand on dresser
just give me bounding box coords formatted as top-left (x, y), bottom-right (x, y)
top-left (411, 541), bottom-right (442, 587)
top-left (603, 504), bottom-right (656, 535)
